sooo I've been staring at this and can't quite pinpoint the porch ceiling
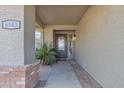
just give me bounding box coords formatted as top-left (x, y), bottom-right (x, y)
top-left (36, 5), bottom-right (89, 25)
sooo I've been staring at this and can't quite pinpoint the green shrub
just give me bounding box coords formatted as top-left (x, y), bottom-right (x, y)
top-left (35, 42), bottom-right (58, 65)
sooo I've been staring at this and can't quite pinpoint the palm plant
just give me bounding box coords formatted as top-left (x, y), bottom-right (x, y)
top-left (35, 42), bottom-right (58, 65)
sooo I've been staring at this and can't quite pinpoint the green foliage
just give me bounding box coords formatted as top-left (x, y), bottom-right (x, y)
top-left (35, 42), bottom-right (58, 65)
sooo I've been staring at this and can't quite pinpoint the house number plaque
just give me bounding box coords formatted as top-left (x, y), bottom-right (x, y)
top-left (2, 20), bottom-right (21, 30)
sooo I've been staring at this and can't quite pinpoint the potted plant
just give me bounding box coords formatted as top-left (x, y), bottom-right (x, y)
top-left (35, 42), bottom-right (58, 65)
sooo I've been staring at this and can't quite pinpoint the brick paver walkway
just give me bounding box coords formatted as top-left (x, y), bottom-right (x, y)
top-left (36, 61), bottom-right (101, 88)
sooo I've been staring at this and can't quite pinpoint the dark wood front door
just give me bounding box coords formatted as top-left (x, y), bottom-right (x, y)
top-left (54, 34), bottom-right (68, 58)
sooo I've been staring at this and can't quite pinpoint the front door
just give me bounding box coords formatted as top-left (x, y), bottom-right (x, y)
top-left (54, 34), bottom-right (68, 58)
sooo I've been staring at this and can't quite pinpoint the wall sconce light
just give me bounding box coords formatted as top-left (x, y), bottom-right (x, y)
top-left (72, 34), bottom-right (76, 41)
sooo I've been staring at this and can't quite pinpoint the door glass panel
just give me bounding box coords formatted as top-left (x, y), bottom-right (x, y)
top-left (58, 36), bottom-right (65, 50)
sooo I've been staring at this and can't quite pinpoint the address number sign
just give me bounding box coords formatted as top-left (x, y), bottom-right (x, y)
top-left (2, 20), bottom-right (21, 30)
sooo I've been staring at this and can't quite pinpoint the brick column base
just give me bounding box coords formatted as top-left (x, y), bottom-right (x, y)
top-left (0, 62), bottom-right (40, 88)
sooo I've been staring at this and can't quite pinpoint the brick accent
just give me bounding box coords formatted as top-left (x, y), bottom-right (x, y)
top-left (0, 62), bottom-right (40, 88)
top-left (70, 61), bottom-right (102, 88)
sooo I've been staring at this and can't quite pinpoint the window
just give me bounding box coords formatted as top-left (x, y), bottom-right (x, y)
top-left (35, 31), bottom-right (42, 49)
top-left (58, 36), bottom-right (65, 50)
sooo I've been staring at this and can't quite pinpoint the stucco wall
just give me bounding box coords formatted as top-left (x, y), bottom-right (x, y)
top-left (44, 25), bottom-right (77, 43)
top-left (0, 5), bottom-right (36, 66)
top-left (0, 5), bottom-right (24, 66)
top-left (24, 6), bottom-right (35, 65)
top-left (75, 6), bottom-right (124, 87)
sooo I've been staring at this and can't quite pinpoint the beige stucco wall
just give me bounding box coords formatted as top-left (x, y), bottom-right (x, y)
top-left (75, 6), bottom-right (124, 87)
top-left (44, 25), bottom-right (77, 43)
top-left (0, 5), bottom-right (36, 66)
top-left (24, 5), bottom-right (35, 65)
top-left (36, 16), bottom-right (44, 28)
top-left (0, 6), bottom-right (24, 66)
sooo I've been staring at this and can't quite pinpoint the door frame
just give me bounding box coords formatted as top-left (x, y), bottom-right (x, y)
top-left (53, 30), bottom-right (68, 58)
top-left (53, 30), bottom-right (76, 59)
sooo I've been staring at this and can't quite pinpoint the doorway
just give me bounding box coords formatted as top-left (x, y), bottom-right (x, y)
top-left (54, 33), bottom-right (68, 60)
top-left (53, 30), bottom-right (75, 61)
